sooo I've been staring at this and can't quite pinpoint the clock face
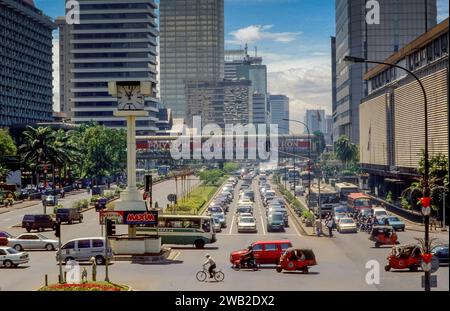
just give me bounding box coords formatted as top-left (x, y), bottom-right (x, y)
top-left (117, 84), bottom-right (145, 110)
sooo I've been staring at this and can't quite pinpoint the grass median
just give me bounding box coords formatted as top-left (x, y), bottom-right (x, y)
top-left (166, 176), bottom-right (228, 215)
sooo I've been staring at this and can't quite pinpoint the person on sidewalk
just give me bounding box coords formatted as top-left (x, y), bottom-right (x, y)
top-left (326, 217), bottom-right (334, 237)
top-left (314, 218), bottom-right (323, 236)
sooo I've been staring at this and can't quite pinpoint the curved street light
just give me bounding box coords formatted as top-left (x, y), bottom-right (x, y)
top-left (344, 55), bottom-right (431, 291)
top-left (283, 118), bottom-right (313, 208)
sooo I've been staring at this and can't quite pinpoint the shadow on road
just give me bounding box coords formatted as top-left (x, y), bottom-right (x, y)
top-left (170, 246), bottom-right (219, 250)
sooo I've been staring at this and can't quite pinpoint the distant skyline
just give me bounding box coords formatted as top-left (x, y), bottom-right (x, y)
top-left (37, 0), bottom-right (449, 133)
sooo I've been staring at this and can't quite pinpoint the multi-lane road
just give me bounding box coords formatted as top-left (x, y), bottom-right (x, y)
top-left (0, 175), bottom-right (447, 291)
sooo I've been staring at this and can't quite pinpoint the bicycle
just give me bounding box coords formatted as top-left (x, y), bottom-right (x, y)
top-left (196, 265), bottom-right (225, 282)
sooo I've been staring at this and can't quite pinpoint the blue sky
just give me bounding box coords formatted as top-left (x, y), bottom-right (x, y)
top-left (37, 0), bottom-right (448, 132)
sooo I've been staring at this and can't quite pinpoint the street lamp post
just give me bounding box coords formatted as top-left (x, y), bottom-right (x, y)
top-left (283, 119), bottom-right (313, 208)
top-left (344, 55), bottom-right (431, 291)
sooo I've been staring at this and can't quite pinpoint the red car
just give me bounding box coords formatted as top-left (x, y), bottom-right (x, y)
top-left (230, 240), bottom-right (292, 266)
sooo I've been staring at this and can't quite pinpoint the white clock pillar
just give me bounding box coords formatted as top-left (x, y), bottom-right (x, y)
top-left (113, 110), bottom-right (148, 212)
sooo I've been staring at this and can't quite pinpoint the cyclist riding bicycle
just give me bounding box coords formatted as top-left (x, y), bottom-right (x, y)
top-left (203, 254), bottom-right (216, 278)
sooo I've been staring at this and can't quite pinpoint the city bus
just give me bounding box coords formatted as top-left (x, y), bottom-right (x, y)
top-left (136, 215), bottom-right (216, 249)
top-left (307, 183), bottom-right (340, 217)
top-left (335, 182), bottom-right (359, 201)
top-left (347, 193), bottom-right (372, 212)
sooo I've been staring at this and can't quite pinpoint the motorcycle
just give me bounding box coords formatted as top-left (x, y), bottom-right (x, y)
top-left (232, 256), bottom-right (258, 271)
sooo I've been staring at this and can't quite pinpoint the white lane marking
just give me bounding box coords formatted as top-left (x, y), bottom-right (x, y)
top-left (229, 214), bottom-right (235, 235)
top-left (172, 251), bottom-right (181, 261)
top-left (260, 215), bottom-right (266, 235)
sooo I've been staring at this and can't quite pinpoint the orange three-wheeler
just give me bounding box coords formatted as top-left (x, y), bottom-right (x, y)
top-left (276, 248), bottom-right (317, 273)
top-left (385, 244), bottom-right (424, 272)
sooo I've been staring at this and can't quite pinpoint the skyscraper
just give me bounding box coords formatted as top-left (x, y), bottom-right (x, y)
top-left (186, 80), bottom-right (251, 129)
top-left (56, 16), bottom-right (71, 116)
top-left (270, 95), bottom-right (289, 134)
top-left (332, 0), bottom-right (437, 144)
top-left (160, 0), bottom-right (224, 119)
top-left (67, 0), bottom-right (159, 135)
top-left (305, 110), bottom-right (326, 134)
top-left (0, 0), bottom-right (55, 127)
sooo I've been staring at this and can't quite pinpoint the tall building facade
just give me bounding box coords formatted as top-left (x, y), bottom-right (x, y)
top-left (186, 80), bottom-right (251, 128)
top-left (55, 16), bottom-right (71, 116)
top-left (252, 93), bottom-right (268, 126)
top-left (305, 109), bottom-right (326, 134)
top-left (270, 95), bottom-right (289, 134)
top-left (160, 0), bottom-right (224, 119)
top-left (359, 18), bottom-right (448, 198)
top-left (66, 0), bottom-right (159, 135)
top-left (0, 0), bottom-right (55, 127)
top-left (333, 0), bottom-right (437, 144)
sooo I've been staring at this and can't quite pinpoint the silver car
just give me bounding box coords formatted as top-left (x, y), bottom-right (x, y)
top-left (0, 246), bottom-right (29, 268)
top-left (56, 237), bottom-right (113, 265)
top-left (237, 216), bottom-right (257, 233)
top-left (8, 233), bottom-right (58, 251)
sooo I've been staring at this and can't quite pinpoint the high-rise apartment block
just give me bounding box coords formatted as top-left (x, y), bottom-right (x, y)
top-left (0, 0), bottom-right (55, 127)
top-left (62, 0), bottom-right (160, 135)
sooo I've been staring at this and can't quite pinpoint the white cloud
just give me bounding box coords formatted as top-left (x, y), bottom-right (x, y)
top-left (228, 25), bottom-right (302, 45)
top-left (437, 0), bottom-right (449, 21)
top-left (262, 53), bottom-right (331, 134)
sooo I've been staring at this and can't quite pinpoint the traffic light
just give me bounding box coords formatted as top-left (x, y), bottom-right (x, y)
top-left (106, 219), bottom-right (116, 236)
top-left (145, 175), bottom-right (152, 193)
top-left (54, 220), bottom-right (61, 238)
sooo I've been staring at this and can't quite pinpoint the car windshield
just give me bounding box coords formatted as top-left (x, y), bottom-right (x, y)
top-left (341, 219), bottom-right (354, 224)
top-left (388, 217), bottom-right (400, 222)
top-left (239, 217), bottom-right (255, 223)
top-left (6, 247), bottom-right (20, 254)
top-left (269, 214), bottom-right (283, 221)
top-left (212, 213), bottom-right (224, 219)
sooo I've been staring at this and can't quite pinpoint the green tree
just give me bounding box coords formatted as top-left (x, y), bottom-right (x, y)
top-left (70, 124), bottom-right (126, 181)
top-left (223, 162), bottom-right (239, 174)
top-left (334, 135), bottom-right (358, 167)
top-left (313, 131), bottom-right (326, 155)
top-left (0, 129), bottom-right (17, 157)
top-left (19, 126), bottom-right (59, 186)
top-left (0, 164), bottom-right (11, 182)
top-left (199, 169), bottom-right (223, 185)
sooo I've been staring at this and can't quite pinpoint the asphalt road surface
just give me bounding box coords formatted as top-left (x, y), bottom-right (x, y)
top-left (0, 176), bottom-right (447, 291)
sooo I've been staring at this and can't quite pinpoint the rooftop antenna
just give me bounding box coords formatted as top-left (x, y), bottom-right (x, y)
top-left (244, 43), bottom-right (248, 57)
top-left (255, 46), bottom-right (257, 58)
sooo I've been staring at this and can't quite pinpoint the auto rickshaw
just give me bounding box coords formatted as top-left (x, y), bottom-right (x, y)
top-left (276, 248), bottom-right (317, 273)
top-left (385, 244), bottom-right (423, 272)
top-left (369, 225), bottom-right (399, 248)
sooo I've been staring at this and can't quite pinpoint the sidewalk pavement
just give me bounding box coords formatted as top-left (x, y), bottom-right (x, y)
top-left (0, 189), bottom-right (87, 215)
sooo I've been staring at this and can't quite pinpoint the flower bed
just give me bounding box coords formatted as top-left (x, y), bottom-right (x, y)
top-left (38, 282), bottom-right (129, 291)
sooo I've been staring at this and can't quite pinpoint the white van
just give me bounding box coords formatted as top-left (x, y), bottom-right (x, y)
top-left (56, 237), bottom-right (113, 265)
top-left (372, 207), bottom-right (388, 220)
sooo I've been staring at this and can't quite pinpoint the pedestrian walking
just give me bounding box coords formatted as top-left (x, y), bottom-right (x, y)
top-left (314, 218), bottom-right (323, 236)
top-left (326, 218), bottom-right (334, 237)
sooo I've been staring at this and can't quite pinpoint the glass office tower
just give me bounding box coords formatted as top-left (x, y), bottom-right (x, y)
top-left (160, 0), bottom-right (224, 119)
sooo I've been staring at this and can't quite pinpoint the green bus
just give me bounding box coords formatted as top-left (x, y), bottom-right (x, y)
top-left (136, 215), bottom-right (216, 249)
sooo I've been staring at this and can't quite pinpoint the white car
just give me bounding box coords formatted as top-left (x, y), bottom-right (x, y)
top-left (8, 233), bottom-right (59, 251)
top-left (0, 246), bottom-right (29, 268)
top-left (337, 218), bottom-right (357, 233)
top-left (237, 216), bottom-right (257, 233)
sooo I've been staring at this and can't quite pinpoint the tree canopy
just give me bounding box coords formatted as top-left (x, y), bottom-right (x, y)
top-left (0, 129), bottom-right (17, 157)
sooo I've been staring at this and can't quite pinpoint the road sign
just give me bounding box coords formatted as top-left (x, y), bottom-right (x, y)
top-left (167, 194), bottom-right (177, 202)
top-left (421, 256), bottom-right (440, 273)
top-left (421, 275), bottom-right (437, 288)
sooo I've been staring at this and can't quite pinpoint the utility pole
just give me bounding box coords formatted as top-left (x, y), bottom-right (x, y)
top-left (104, 221), bottom-right (110, 282)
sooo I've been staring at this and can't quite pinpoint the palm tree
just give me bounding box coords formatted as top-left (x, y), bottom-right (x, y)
top-left (334, 135), bottom-right (358, 167)
top-left (52, 130), bottom-right (80, 187)
top-left (19, 126), bottom-right (58, 187)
